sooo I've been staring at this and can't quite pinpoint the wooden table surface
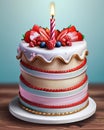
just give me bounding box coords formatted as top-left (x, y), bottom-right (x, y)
top-left (0, 84), bottom-right (104, 130)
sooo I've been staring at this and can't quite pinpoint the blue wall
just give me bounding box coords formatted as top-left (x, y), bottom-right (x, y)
top-left (0, 0), bottom-right (104, 83)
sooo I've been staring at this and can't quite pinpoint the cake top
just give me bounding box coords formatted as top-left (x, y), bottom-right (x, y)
top-left (17, 24), bottom-right (88, 63)
top-left (22, 25), bottom-right (84, 50)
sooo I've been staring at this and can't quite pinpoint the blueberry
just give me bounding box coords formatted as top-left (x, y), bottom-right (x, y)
top-left (56, 41), bottom-right (62, 47)
top-left (40, 42), bottom-right (46, 48)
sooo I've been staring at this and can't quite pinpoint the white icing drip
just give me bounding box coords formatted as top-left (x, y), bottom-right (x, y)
top-left (17, 40), bottom-right (88, 63)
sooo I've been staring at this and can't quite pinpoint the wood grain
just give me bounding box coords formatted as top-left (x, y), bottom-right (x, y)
top-left (0, 84), bottom-right (104, 130)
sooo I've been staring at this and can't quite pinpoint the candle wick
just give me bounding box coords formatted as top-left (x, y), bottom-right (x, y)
top-left (52, 15), bottom-right (54, 19)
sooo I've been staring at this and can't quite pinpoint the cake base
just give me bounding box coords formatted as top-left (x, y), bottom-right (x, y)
top-left (9, 96), bottom-right (96, 124)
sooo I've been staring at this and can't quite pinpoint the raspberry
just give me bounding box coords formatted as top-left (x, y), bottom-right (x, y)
top-left (29, 41), bottom-right (35, 47)
top-left (66, 41), bottom-right (72, 46)
top-left (46, 40), bottom-right (56, 49)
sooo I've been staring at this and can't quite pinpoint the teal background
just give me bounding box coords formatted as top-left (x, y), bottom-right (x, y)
top-left (0, 0), bottom-right (104, 83)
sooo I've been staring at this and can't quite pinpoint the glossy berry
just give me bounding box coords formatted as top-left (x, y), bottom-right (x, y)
top-left (46, 40), bottom-right (55, 49)
top-left (32, 25), bottom-right (40, 32)
top-left (55, 30), bottom-right (60, 39)
top-left (40, 42), bottom-right (46, 48)
top-left (56, 41), bottom-right (62, 47)
top-left (29, 42), bottom-right (35, 47)
top-left (68, 26), bottom-right (76, 32)
top-left (24, 30), bottom-right (31, 43)
top-left (77, 32), bottom-right (83, 41)
top-left (66, 41), bottom-right (72, 46)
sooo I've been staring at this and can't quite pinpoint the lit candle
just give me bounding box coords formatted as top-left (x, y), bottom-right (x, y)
top-left (50, 2), bottom-right (55, 40)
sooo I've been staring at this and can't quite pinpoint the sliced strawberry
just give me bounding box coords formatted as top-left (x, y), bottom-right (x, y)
top-left (32, 25), bottom-right (40, 32)
top-left (24, 30), bottom-right (31, 43)
top-left (77, 32), bottom-right (83, 41)
top-left (55, 30), bottom-right (60, 39)
top-left (39, 27), bottom-right (50, 41)
top-left (36, 36), bottom-right (44, 42)
top-left (57, 28), bottom-right (68, 41)
top-left (30, 31), bottom-right (40, 41)
top-left (45, 28), bottom-right (50, 36)
top-left (67, 31), bottom-right (83, 42)
top-left (67, 31), bottom-right (77, 42)
top-left (68, 25), bottom-right (76, 32)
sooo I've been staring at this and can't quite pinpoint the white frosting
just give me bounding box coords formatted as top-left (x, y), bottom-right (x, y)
top-left (17, 40), bottom-right (88, 63)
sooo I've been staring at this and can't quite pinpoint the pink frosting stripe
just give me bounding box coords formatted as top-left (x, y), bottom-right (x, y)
top-left (19, 86), bottom-right (88, 106)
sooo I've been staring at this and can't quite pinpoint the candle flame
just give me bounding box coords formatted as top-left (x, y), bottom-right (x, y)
top-left (50, 2), bottom-right (55, 17)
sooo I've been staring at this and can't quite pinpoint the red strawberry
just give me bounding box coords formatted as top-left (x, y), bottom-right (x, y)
top-left (68, 31), bottom-right (83, 42)
top-left (77, 32), bottom-right (83, 41)
top-left (57, 29), bottom-right (68, 41)
top-left (68, 26), bottom-right (76, 32)
top-left (29, 41), bottom-right (35, 47)
top-left (55, 30), bottom-right (60, 39)
top-left (60, 36), bottom-right (67, 46)
top-left (32, 25), bottom-right (40, 32)
top-left (39, 27), bottom-right (50, 41)
top-left (67, 31), bottom-right (78, 42)
top-left (45, 28), bottom-right (50, 36)
top-left (46, 39), bottom-right (56, 49)
top-left (24, 30), bottom-right (31, 43)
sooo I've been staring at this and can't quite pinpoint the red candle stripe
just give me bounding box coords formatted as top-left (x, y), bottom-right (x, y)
top-left (50, 18), bottom-right (55, 40)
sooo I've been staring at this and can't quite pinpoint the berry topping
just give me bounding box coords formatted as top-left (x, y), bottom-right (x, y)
top-left (39, 27), bottom-right (50, 41)
top-left (77, 32), bottom-right (83, 41)
top-left (55, 30), bottom-right (60, 39)
top-left (46, 39), bottom-right (56, 49)
top-left (23, 24), bottom-right (84, 49)
top-left (57, 29), bottom-right (68, 41)
top-left (45, 28), bottom-right (50, 36)
top-left (40, 42), bottom-right (46, 48)
top-left (29, 42), bottom-right (35, 47)
top-left (66, 41), bottom-right (72, 46)
top-left (32, 25), bottom-right (40, 32)
top-left (68, 25), bottom-right (76, 32)
top-left (24, 30), bottom-right (31, 43)
top-left (30, 31), bottom-right (40, 41)
top-left (56, 41), bottom-right (62, 47)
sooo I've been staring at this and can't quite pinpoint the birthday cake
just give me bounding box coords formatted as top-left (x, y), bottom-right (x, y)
top-left (17, 24), bottom-right (89, 116)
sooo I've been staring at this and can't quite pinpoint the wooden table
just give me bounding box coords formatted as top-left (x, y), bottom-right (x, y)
top-left (0, 84), bottom-right (104, 130)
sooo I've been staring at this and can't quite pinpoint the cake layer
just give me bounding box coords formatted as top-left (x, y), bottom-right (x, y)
top-left (19, 85), bottom-right (88, 106)
top-left (20, 58), bottom-right (87, 73)
top-left (20, 59), bottom-right (87, 79)
top-left (20, 55), bottom-right (87, 72)
top-left (19, 93), bottom-right (88, 108)
top-left (19, 95), bottom-right (88, 114)
top-left (21, 72), bottom-right (86, 89)
top-left (19, 77), bottom-right (88, 97)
